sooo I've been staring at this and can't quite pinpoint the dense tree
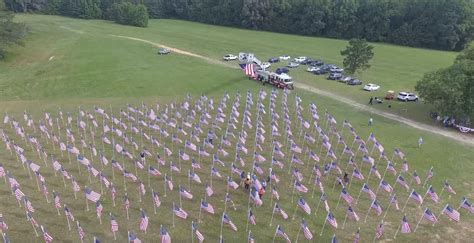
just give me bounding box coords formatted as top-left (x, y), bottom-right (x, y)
top-left (110, 2), bottom-right (148, 27)
top-left (415, 45), bottom-right (474, 123)
top-left (340, 39), bottom-right (374, 75)
top-left (0, 0), bottom-right (27, 59)
top-left (4, 0), bottom-right (473, 51)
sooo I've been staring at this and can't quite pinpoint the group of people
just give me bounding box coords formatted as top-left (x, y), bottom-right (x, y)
top-left (240, 171), bottom-right (268, 199)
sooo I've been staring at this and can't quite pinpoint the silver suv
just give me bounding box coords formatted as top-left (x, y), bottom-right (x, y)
top-left (397, 92), bottom-right (419, 101)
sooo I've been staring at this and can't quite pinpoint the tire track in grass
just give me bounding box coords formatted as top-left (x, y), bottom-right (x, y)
top-left (111, 34), bottom-right (473, 146)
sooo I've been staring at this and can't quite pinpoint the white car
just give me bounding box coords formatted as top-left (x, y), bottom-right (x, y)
top-left (306, 66), bottom-right (319, 72)
top-left (260, 62), bottom-right (271, 69)
top-left (223, 54), bottom-right (238, 61)
top-left (279, 55), bottom-right (291, 60)
top-left (397, 92), bottom-right (419, 101)
top-left (294, 56), bottom-right (307, 63)
top-left (363, 83), bottom-right (380, 91)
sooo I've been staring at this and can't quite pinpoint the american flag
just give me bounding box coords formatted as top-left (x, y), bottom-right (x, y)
top-left (326, 212), bottom-right (338, 228)
top-left (275, 204), bottom-right (288, 219)
top-left (298, 198), bottom-right (311, 214)
top-left (396, 175), bottom-right (409, 190)
top-left (211, 167), bottom-right (222, 178)
top-left (179, 150), bottom-right (190, 161)
top-left (460, 197), bottom-right (474, 213)
top-left (192, 222), bottom-right (205, 243)
top-left (362, 183), bottom-right (376, 200)
top-left (152, 191), bottom-right (161, 208)
top-left (444, 181), bottom-right (456, 195)
top-left (27, 212), bottom-right (38, 228)
top-left (123, 194), bottom-right (130, 209)
top-left (370, 165), bottom-right (381, 179)
top-left (84, 188), bottom-right (101, 202)
top-left (375, 222), bottom-right (384, 239)
top-left (205, 184), bottom-right (213, 197)
top-left (124, 170), bottom-right (138, 181)
top-left (173, 205), bottom-right (188, 219)
top-left (251, 189), bottom-right (263, 206)
top-left (53, 191), bottom-right (61, 209)
top-left (248, 209), bottom-right (256, 225)
top-left (427, 186), bottom-right (440, 203)
top-left (13, 186), bottom-right (24, 201)
top-left (272, 186), bottom-right (280, 200)
top-left (191, 159), bottom-right (200, 169)
top-left (139, 209), bottom-right (149, 232)
top-left (201, 200), bottom-right (215, 214)
top-left (291, 143), bottom-right (302, 153)
top-left (0, 214), bottom-right (7, 231)
top-left (379, 180), bottom-right (393, 193)
top-left (331, 234), bottom-right (338, 243)
top-left (180, 186), bottom-right (193, 199)
top-left (423, 208), bottom-right (438, 223)
top-left (96, 201), bottom-right (103, 218)
top-left (72, 178), bottom-right (80, 192)
top-left (185, 140), bottom-right (197, 151)
top-left (391, 194), bottom-right (400, 210)
top-left (402, 160), bottom-right (409, 172)
top-left (227, 177), bottom-right (239, 190)
top-left (410, 190), bottom-right (423, 204)
top-left (362, 155), bottom-right (374, 165)
top-left (413, 171), bottom-right (421, 185)
top-left (77, 221), bottom-right (85, 240)
top-left (231, 164), bottom-right (242, 176)
top-left (394, 148), bottom-right (405, 159)
top-left (223, 214), bottom-right (237, 231)
top-left (149, 166), bottom-right (161, 176)
top-left (386, 162), bottom-right (397, 175)
top-left (442, 205), bottom-right (460, 222)
top-left (354, 229), bottom-right (360, 243)
top-left (189, 171), bottom-right (201, 184)
top-left (341, 188), bottom-right (354, 204)
top-left (170, 163), bottom-right (180, 173)
top-left (291, 154), bottom-right (303, 165)
top-left (401, 216), bottom-right (411, 233)
top-left (41, 226), bottom-right (53, 243)
top-left (295, 181), bottom-right (308, 193)
top-left (276, 226), bottom-right (291, 243)
top-left (248, 231), bottom-right (255, 243)
top-left (309, 150), bottom-right (320, 161)
top-left (160, 225), bottom-right (171, 243)
top-left (347, 206), bottom-right (360, 221)
top-left (425, 167), bottom-right (434, 181)
top-left (352, 168), bottom-right (364, 180)
top-left (128, 232), bottom-right (142, 243)
top-left (301, 219), bottom-right (313, 240)
top-left (24, 197), bottom-right (35, 212)
top-left (371, 200), bottom-right (383, 216)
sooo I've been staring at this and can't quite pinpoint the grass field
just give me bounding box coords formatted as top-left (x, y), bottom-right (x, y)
top-left (0, 14), bottom-right (472, 242)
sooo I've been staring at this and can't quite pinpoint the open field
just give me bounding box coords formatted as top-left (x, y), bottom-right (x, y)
top-left (0, 14), bottom-right (472, 242)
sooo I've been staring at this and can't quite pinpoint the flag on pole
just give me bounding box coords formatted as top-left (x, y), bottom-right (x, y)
top-left (223, 214), bottom-right (237, 231)
top-left (423, 208), bottom-right (438, 223)
top-left (352, 168), bottom-right (364, 180)
top-left (347, 206), bottom-right (360, 221)
top-left (180, 186), bottom-right (193, 199)
top-left (445, 181), bottom-right (457, 195)
top-left (380, 180), bottom-right (393, 193)
top-left (371, 200), bottom-right (383, 216)
top-left (174, 206), bottom-right (188, 219)
top-left (410, 190), bottom-right (423, 204)
top-left (427, 186), bottom-right (440, 203)
top-left (460, 197), bottom-right (474, 213)
top-left (276, 226), bottom-right (291, 243)
top-left (301, 219), bottom-right (313, 240)
top-left (341, 188), bottom-right (354, 204)
top-left (297, 198), bottom-right (311, 215)
top-left (413, 171), bottom-right (421, 185)
top-left (401, 216), bottom-right (411, 233)
top-left (161, 226), bottom-right (171, 243)
top-left (248, 209), bottom-right (256, 225)
top-left (139, 209), bottom-right (149, 232)
top-left (152, 191), bottom-right (161, 208)
top-left (396, 175), bottom-right (409, 190)
top-left (326, 212), bottom-right (338, 228)
top-left (192, 222), bottom-right (205, 243)
top-left (362, 184), bottom-right (376, 200)
top-left (84, 187), bottom-right (101, 203)
top-left (442, 205), bottom-right (460, 222)
top-left (41, 225), bottom-right (53, 243)
top-left (275, 204), bottom-right (288, 219)
top-left (375, 222), bottom-right (384, 239)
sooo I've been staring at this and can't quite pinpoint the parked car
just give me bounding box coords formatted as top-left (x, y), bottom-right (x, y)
top-left (158, 48), bottom-right (171, 55)
top-left (268, 57), bottom-right (280, 63)
top-left (279, 55), bottom-right (291, 60)
top-left (260, 62), bottom-right (271, 69)
top-left (306, 66), bottom-right (319, 72)
top-left (294, 56), bottom-right (307, 63)
top-left (340, 76), bottom-right (353, 83)
top-left (287, 62), bottom-right (299, 68)
top-left (309, 60), bottom-right (324, 66)
top-left (363, 83), bottom-right (380, 91)
top-left (276, 67), bottom-right (290, 74)
top-left (301, 58), bottom-right (315, 65)
top-left (347, 79), bottom-right (363, 85)
top-left (397, 92), bottom-right (419, 101)
top-left (312, 69), bottom-right (328, 75)
top-left (330, 67), bottom-right (344, 73)
top-left (328, 73), bottom-right (343, 80)
top-left (223, 54), bottom-right (237, 61)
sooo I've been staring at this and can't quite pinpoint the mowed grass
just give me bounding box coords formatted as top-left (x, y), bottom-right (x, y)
top-left (3, 14), bottom-right (458, 123)
top-left (0, 14), bottom-right (472, 242)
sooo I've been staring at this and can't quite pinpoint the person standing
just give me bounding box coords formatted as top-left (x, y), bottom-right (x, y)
top-left (369, 96), bottom-right (374, 105)
top-left (418, 137), bottom-right (423, 148)
top-left (368, 118), bottom-right (373, 126)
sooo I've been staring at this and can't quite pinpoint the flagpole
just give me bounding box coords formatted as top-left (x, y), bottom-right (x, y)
top-left (315, 196), bottom-right (321, 216)
top-left (290, 178), bottom-right (296, 203)
top-left (413, 209), bottom-right (425, 232)
top-left (342, 213), bottom-right (348, 229)
top-left (402, 189), bottom-right (414, 212)
top-left (382, 195), bottom-right (393, 220)
top-left (434, 205), bottom-right (447, 226)
top-left (292, 201), bottom-right (298, 220)
top-left (164, 174), bottom-right (167, 197)
top-left (420, 186), bottom-right (430, 208)
top-left (172, 202), bottom-right (176, 228)
top-left (191, 221), bottom-right (194, 243)
top-left (422, 166), bottom-right (433, 188)
top-left (27, 212), bottom-right (38, 237)
top-left (269, 203), bottom-right (276, 226)
top-left (198, 199), bottom-right (203, 223)
top-left (295, 222), bottom-right (302, 243)
top-left (372, 221), bottom-right (382, 243)
top-left (364, 201), bottom-right (373, 222)
top-left (319, 212), bottom-right (328, 236)
top-left (65, 208), bottom-right (71, 231)
top-left (393, 217), bottom-right (402, 239)
top-left (219, 213), bottom-right (224, 242)
top-left (335, 192), bottom-right (342, 210)
top-left (272, 225), bottom-right (279, 243)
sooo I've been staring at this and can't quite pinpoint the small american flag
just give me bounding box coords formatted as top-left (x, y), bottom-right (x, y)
top-left (152, 191), bottom-right (161, 208)
top-left (139, 209), bottom-right (149, 232)
top-left (64, 205), bottom-right (75, 221)
top-left (394, 148), bottom-right (405, 159)
top-left (327, 212), bottom-right (338, 228)
top-left (402, 160), bottom-right (409, 172)
top-left (205, 184), bottom-right (213, 197)
top-left (362, 184), bottom-right (376, 200)
top-left (128, 232), bottom-right (142, 243)
top-left (370, 165), bottom-right (381, 179)
top-left (110, 214), bottom-right (119, 232)
top-left (391, 194), bottom-right (400, 210)
top-left (354, 229), bottom-right (360, 243)
top-left (85, 187), bottom-right (101, 202)
top-left (223, 214), bottom-right (237, 231)
top-left (425, 167), bottom-right (434, 180)
top-left (427, 186), bottom-right (440, 203)
top-left (148, 166), bottom-right (161, 176)
top-left (276, 225), bottom-right (291, 243)
top-left (227, 177), bottom-right (239, 190)
top-left (347, 206), bottom-right (360, 221)
top-left (410, 190), bottom-right (423, 204)
top-left (275, 204), bottom-right (288, 219)
top-left (272, 186), bottom-right (280, 200)
top-left (401, 216), bottom-right (411, 233)
top-left (160, 225), bottom-right (171, 243)
top-left (413, 171), bottom-right (421, 185)
top-left (173, 206), bottom-right (188, 219)
top-left (352, 168), bottom-right (364, 180)
top-left (53, 191), bottom-right (61, 209)
top-left (442, 204), bottom-right (460, 222)
top-left (460, 197), bottom-right (474, 213)
top-left (379, 180), bottom-right (393, 193)
top-left (301, 219), bottom-right (313, 240)
top-left (396, 175), bottom-right (409, 190)
top-left (77, 221), bottom-right (85, 240)
top-left (371, 200), bottom-right (383, 216)
top-left (375, 222), bottom-right (384, 239)
top-left (341, 188), bottom-right (354, 204)
top-left (248, 231), bottom-right (255, 243)
top-left (192, 222), bottom-right (205, 243)
top-left (386, 162), bottom-right (397, 175)
top-left (96, 201), bottom-right (103, 218)
top-left (189, 171), bottom-right (202, 184)
top-left (41, 226), bottom-right (53, 243)
top-left (248, 209), bottom-right (256, 225)
top-left (331, 234), bottom-right (338, 243)
top-left (423, 208), bottom-right (438, 223)
top-left (180, 186), bottom-right (193, 199)
top-left (294, 181), bottom-right (308, 193)
top-left (298, 198), bottom-right (311, 214)
top-left (444, 181), bottom-right (456, 195)
top-left (24, 197), bottom-right (35, 212)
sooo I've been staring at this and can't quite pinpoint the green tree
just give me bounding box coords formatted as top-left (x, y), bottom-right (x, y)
top-left (0, 1), bottom-right (27, 59)
top-left (415, 44), bottom-right (474, 122)
top-left (340, 38), bottom-right (374, 74)
top-left (110, 2), bottom-right (149, 27)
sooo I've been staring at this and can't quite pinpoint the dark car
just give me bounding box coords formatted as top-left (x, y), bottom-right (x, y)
top-left (268, 57), bottom-right (279, 63)
top-left (347, 79), bottom-right (363, 85)
top-left (328, 73), bottom-right (343, 80)
top-left (312, 69), bottom-right (328, 75)
top-left (309, 60), bottom-right (324, 66)
top-left (276, 67), bottom-right (290, 74)
top-left (301, 58), bottom-right (314, 65)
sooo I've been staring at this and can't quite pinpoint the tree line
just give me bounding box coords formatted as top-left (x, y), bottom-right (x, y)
top-left (0, 0), bottom-right (26, 59)
top-left (5, 0), bottom-right (473, 51)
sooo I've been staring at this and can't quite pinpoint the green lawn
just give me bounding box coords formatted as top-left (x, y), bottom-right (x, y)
top-left (0, 14), bottom-right (472, 242)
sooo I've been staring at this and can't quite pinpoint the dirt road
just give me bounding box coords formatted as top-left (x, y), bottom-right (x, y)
top-left (111, 35), bottom-right (474, 146)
